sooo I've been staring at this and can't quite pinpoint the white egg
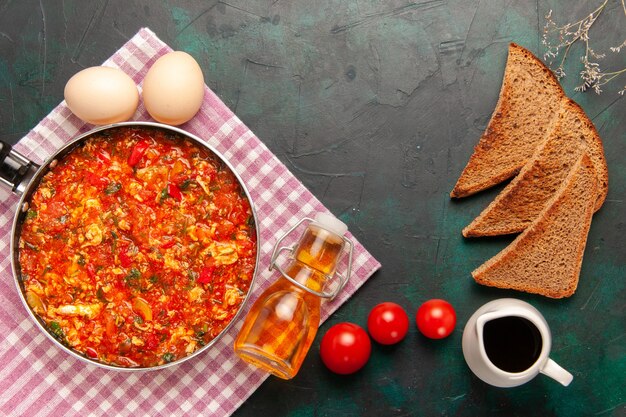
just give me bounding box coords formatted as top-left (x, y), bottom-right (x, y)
top-left (142, 51), bottom-right (205, 126)
top-left (64, 66), bottom-right (139, 125)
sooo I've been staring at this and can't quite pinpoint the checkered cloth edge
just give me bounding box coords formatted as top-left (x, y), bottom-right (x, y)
top-left (0, 28), bottom-right (380, 417)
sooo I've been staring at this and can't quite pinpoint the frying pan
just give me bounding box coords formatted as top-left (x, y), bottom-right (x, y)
top-left (1, 121), bottom-right (260, 371)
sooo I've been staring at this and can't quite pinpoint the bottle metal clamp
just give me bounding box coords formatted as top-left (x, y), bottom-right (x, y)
top-left (269, 217), bottom-right (353, 300)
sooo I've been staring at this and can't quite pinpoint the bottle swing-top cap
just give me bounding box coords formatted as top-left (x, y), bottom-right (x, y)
top-left (269, 212), bottom-right (354, 300)
top-left (312, 212), bottom-right (348, 237)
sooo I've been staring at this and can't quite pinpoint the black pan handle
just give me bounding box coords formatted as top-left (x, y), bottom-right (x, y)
top-left (0, 140), bottom-right (40, 196)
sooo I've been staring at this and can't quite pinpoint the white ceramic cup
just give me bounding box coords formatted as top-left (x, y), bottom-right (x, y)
top-left (462, 298), bottom-right (573, 388)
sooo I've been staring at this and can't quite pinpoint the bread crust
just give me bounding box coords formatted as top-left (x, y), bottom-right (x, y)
top-left (471, 153), bottom-right (597, 298)
top-left (462, 98), bottom-right (609, 237)
top-left (451, 43), bottom-right (565, 198)
top-left (563, 98), bottom-right (609, 210)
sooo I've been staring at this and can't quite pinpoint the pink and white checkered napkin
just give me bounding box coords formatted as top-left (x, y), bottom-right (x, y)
top-left (0, 28), bottom-right (380, 416)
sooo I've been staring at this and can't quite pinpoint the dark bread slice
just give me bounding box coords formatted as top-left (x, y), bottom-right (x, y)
top-left (471, 152), bottom-right (596, 298)
top-left (463, 98), bottom-right (608, 237)
top-left (565, 99), bottom-right (609, 210)
top-left (451, 43), bottom-right (564, 198)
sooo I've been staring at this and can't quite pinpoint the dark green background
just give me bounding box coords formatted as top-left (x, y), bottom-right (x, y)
top-left (1, 1), bottom-right (624, 416)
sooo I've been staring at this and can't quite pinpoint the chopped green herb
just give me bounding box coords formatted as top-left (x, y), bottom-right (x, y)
top-left (125, 268), bottom-right (141, 288)
top-left (188, 270), bottom-right (198, 282)
top-left (179, 179), bottom-right (194, 190)
top-left (111, 231), bottom-right (118, 252)
top-left (26, 210), bottom-right (37, 220)
top-left (96, 287), bottom-right (108, 303)
top-left (105, 182), bottom-right (122, 195)
top-left (59, 214), bottom-right (69, 224)
top-left (40, 265), bottom-right (52, 278)
top-left (49, 321), bottom-right (66, 342)
top-left (193, 330), bottom-right (207, 347)
top-left (162, 352), bottom-right (175, 363)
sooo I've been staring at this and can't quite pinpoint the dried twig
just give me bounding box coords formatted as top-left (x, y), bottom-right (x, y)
top-left (542, 0), bottom-right (626, 95)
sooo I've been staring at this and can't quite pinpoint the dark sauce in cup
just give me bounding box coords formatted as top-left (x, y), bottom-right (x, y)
top-left (483, 316), bottom-right (543, 373)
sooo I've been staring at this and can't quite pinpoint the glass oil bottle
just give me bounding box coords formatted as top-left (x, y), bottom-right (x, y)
top-left (234, 213), bottom-right (353, 379)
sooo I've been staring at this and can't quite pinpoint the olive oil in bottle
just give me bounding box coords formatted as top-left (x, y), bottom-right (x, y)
top-left (234, 213), bottom-right (349, 379)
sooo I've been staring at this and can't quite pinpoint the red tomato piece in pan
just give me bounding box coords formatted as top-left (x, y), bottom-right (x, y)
top-left (127, 138), bottom-right (150, 167)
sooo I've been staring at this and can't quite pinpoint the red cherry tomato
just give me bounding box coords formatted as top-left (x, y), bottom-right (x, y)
top-left (320, 323), bottom-right (371, 375)
top-left (416, 299), bottom-right (456, 339)
top-left (367, 302), bottom-right (409, 345)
